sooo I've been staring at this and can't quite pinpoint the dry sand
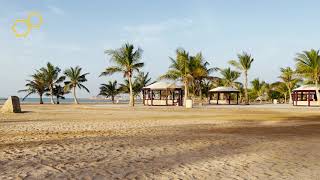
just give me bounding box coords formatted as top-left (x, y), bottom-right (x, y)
top-left (1, 104), bottom-right (320, 179)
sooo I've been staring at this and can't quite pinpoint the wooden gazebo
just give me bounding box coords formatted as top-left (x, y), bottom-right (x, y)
top-left (292, 85), bottom-right (319, 106)
top-left (142, 82), bottom-right (183, 106)
top-left (208, 86), bottom-right (240, 105)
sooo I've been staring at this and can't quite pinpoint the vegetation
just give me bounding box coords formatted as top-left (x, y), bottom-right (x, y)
top-left (49, 85), bottom-right (69, 104)
top-left (229, 52), bottom-right (254, 104)
top-left (64, 66), bottom-right (90, 104)
top-left (101, 43), bottom-right (144, 107)
top-left (161, 49), bottom-right (192, 104)
top-left (250, 78), bottom-right (269, 102)
top-left (218, 67), bottom-right (241, 87)
top-left (295, 49), bottom-right (320, 105)
top-left (278, 67), bottom-right (300, 103)
top-left (99, 80), bottom-right (120, 104)
top-left (40, 62), bottom-right (65, 104)
top-left (19, 72), bottom-right (47, 104)
top-left (18, 47), bottom-right (320, 106)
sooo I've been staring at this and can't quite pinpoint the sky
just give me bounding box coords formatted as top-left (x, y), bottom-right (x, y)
top-left (0, 0), bottom-right (319, 98)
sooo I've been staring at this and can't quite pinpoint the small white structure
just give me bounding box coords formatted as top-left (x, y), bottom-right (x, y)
top-left (292, 85), bottom-right (319, 106)
top-left (209, 87), bottom-right (240, 105)
top-left (142, 82), bottom-right (184, 106)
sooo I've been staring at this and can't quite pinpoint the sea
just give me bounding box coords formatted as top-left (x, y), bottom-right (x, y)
top-left (0, 98), bottom-right (133, 105)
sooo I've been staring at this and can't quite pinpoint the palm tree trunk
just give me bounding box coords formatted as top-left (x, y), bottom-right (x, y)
top-left (112, 96), bottom-right (115, 104)
top-left (184, 79), bottom-right (188, 106)
top-left (199, 81), bottom-right (203, 106)
top-left (50, 87), bottom-right (55, 104)
top-left (244, 71), bottom-right (249, 105)
top-left (39, 94), bottom-right (44, 104)
top-left (56, 96), bottom-right (60, 104)
top-left (288, 89), bottom-right (292, 104)
top-left (284, 93), bottom-right (287, 104)
top-left (73, 87), bottom-right (79, 104)
top-left (128, 76), bottom-right (134, 107)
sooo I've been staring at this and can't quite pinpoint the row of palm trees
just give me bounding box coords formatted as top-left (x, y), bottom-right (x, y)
top-left (20, 42), bottom-right (320, 106)
top-left (19, 63), bottom-right (90, 104)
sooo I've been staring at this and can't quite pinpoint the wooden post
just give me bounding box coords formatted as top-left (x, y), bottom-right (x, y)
top-left (237, 92), bottom-right (239, 105)
top-left (308, 91), bottom-right (311, 107)
top-left (172, 90), bottom-right (175, 106)
top-left (228, 93), bottom-right (231, 105)
top-left (209, 92), bottom-right (211, 105)
top-left (166, 89), bottom-right (168, 106)
top-left (217, 93), bottom-right (220, 105)
top-left (151, 90), bottom-right (154, 106)
top-left (142, 89), bottom-right (145, 105)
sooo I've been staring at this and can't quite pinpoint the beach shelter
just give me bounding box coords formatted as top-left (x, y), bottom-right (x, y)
top-left (292, 85), bottom-right (319, 106)
top-left (208, 86), bottom-right (240, 105)
top-left (142, 81), bottom-right (183, 106)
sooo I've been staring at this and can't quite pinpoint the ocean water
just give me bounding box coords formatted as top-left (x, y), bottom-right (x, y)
top-left (0, 98), bottom-right (133, 104)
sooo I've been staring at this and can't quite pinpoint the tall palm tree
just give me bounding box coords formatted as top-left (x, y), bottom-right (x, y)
top-left (218, 67), bottom-right (241, 87)
top-left (101, 43), bottom-right (144, 107)
top-left (40, 62), bottom-right (65, 104)
top-left (295, 49), bottom-right (320, 105)
top-left (161, 48), bottom-right (192, 104)
top-left (278, 67), bottom-right (300, 103)
top-left (229, 52), bottom-right (254, 104)
top-left (189, 53), bottom-right (214, 105)
top-left (99, 80), bottom-right (120, 104)
top-left (64, 66), bottom-right (90, 104)
top-left (18, 72), bottom-right (47, 104)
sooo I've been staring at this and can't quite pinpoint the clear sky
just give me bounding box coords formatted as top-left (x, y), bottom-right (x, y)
top-left (0, 0), bottom-right (319, 98)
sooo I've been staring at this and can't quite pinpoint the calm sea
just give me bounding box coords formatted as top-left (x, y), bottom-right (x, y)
top-left (0, 98), bottom-right (133, 104)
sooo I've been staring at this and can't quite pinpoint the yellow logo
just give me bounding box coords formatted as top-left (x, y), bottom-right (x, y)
top-left (12, 12), bottom-right (43, 38)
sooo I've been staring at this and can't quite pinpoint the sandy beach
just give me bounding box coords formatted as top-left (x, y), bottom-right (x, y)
top-left (1, 104), bottom-right (320, 179)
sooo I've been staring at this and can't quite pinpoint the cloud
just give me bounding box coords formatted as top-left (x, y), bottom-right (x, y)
top-left (48, 6), bottom-right (65, 15)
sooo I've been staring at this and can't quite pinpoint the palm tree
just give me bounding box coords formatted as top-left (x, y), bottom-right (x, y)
top-left (48, 85), bottom-right (69, 104)
top-left (278, 67), bottom-right (300, 103)
top-left (99, 80), bottom-right (120, 104)
top-left (19, 72), bottom-right (47, 104)
top-left (229, 52), bottom-right (254, 104)
top-left (218, 67), bottom-right (241, 87)
top-left (189, 53), bottom-right (214, 105)
top-left (101, 43), bottom-right (144, 107)
top-left (250, 78), bottom-right (268, 102)
top-left (161, 48), bottom-right (192, 104)
top-left (295, 49), bottom-right (320, 105)
top-left (64, 66), bottom-right (90, 104)
top-left (272, 81), bottom-right (289, 103)
top-left (135, 72), bottom-right (153, 91)
top-left (40, 62), bottom-right (65, 104)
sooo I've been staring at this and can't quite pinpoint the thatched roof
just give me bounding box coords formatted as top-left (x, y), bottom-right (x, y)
top-left (209, 86), bottom-right (239, 92)
top-left (143, 81), bottom-right (182, 90)
top-left (293, 85), bottom-right (319, 91)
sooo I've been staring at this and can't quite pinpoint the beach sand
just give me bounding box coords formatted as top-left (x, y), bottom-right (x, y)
top-left (1, 104), bottom-right (320, 179)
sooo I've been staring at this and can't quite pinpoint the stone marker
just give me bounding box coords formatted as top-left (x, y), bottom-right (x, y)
top-left (1, 96), bottom-right (21, 113)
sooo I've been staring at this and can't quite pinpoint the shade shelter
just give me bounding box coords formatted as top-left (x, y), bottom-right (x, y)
top-left (142, 82), bottom-right (183, 106)
top-left (292, 85), bottom-right (319, 106)
top-left (208, 86), bottom-right (240, 105)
